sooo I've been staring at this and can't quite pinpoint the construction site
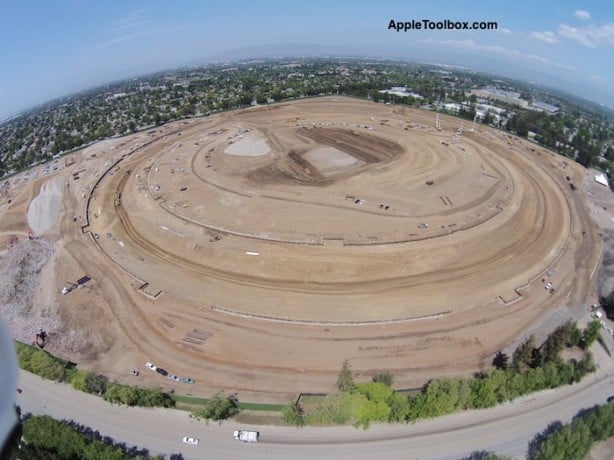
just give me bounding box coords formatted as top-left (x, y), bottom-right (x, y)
top-left (0, 97), bottom-right (603, 401)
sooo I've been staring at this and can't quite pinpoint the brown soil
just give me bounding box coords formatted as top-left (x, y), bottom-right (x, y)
top-left (0, 97), bottom-right (601, 403)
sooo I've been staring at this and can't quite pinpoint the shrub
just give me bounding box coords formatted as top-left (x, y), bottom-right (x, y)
top-left (190, 392), bottom-right (239, 421)
top-left (281, 403), bottom-right (305, 427)
top-left (305, 392), bottom-right (366, 425)
top-left (70, 370), bottom-right (108, 395)
top-left (102, 382), bottom-right (174, 408)
top-left (372, 372), bottom-right (394, 387)
top-left (15, 341), bottom-right (69, 382)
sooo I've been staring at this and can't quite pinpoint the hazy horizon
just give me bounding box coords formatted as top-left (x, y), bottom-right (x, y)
top-left (1, 0), bottom-right (612, 119)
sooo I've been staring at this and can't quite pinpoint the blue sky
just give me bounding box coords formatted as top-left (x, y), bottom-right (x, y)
top-left (0, 0), bottom-right (612, 118)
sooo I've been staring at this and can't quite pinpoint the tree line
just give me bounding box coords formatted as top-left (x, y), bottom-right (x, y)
top-left (527, 402), bottom-right (614, 460)
top-left (282, 320), bottom-right (599, 428)
top-left (6, 414), bottom-right (183, 460)
top-left (15, 341), bottom-right (174, 408)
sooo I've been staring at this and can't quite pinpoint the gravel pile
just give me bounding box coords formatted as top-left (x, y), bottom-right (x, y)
top-left (598, 229), bottom-right (614, 298)
top-left (0, 238), bottom-right (61, 344)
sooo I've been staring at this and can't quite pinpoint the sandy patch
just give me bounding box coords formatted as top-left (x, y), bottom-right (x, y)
top-left (304, 146), bottom-right (364, 176)
top-left (27, 177), bottom-right (63, 235)
top-left (224, 137), bottom-right (270, 156)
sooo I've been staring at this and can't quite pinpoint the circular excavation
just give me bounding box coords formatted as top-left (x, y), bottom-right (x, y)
top-left (11, 97), bottom-right (600, 398)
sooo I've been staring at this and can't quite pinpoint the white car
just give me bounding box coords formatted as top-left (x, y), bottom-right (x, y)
top-left (167, 374), bottom-right (180, 382)
top-left (182, 436), bottom-right (199, 445)
top-left (145, 362), bottom-right (156, 371)
top-left (234, 430), bottom-right (259, 442)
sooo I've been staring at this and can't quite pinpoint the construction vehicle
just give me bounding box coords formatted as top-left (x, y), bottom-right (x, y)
top-left (61, 275), bottom-right (91, 295)
top-left (233, 430), bottom-right (259, 443)
top-left (34, 329), bottom-right (46, 348)
top-left (61, 282), bottom-right (78, 295)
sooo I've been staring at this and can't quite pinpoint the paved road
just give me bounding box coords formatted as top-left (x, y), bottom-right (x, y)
top-left (16, 353), bottom-right (614, 460)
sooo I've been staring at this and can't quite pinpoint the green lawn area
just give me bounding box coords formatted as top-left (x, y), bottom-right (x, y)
top-left (171, 394), bottom-right (285, 412)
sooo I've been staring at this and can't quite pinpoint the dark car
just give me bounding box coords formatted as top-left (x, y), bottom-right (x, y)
top-left (156, 367), bottom-right (168, 376)
top-left (607, 395), bottom-right (614, 403)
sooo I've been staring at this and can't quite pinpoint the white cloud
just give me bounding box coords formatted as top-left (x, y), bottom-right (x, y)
top-left (420, 38), bottom-right (577, 72)
top-left (530, 31), bottom-right (558, 44)
top-left (498, 28), bottom-right (512, 35)
top-left (97, 9), bottom-right (150, 49)
top-left (590, 74), bottom-right (608, 84)
top-left (558, 23), bottom-right (614, 47)
top-left (574, 10), bottom-right (591, 21)
top-left (110, 9), bottom-right (150, 33)
top-left (98, 33), bottom-right (141, 49)
top-left (97, 9), bottom-right (192, 50)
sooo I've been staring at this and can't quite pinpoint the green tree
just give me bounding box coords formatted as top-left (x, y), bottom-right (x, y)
top-left (118, 385), bottom-right (140, 406)
top-left (581, 321), bottom-right (601, 349)
top-left (337, 359), bottom-right (356, 392)
top-left (599, 291), bottom-right (614, 320)
top-left (70, 371), bottom-right (108, 395)
top-left (492, 351), bottom-right (509, 370)
top-left (70, 370), bottom-right (89, 392)
top-left (372, 372), bottom-right (394, 387)
top-left (16, 414), bottom-right (171, 460)
top-left (529, 404), bottom-right (614, 460)
top-left (15, 342), bottom-right (68, 382)
top-left (354, 398), bottom-right (391, 429)
top-left (469, 374), bottom-right (498, 409)
top-left (191, 392), bottom-right (239, 421)
top-left (138, 386), bottom-right (174, 408)
top-left (21, 415), bottom-right (86, 459)
top-left (512, 335), bottom-right (536, 372)
top-left (421, 378), bottom-right (462, 416)
top-left (536, 321), bottom-right (579, 365)
top-left (103, 383), bottom-right (123, 404)
top-left (461, 452), bottom-right (512, 460)
top-left (281, 402), bottom-right (306, 427)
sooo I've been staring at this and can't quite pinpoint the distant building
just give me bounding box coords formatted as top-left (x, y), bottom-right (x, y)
top-left (476, 103), bottom-right (506, 115)
top-left (443, 103), bottom-right (461, 114)
top-left (595, 173), bottom-right (609, 188)
top-left (470, 87), bottom-right (528, 108)
top-left (379, 87), bottom-right (423, 99)
top-left (530, 101), bottom-right (559, 114)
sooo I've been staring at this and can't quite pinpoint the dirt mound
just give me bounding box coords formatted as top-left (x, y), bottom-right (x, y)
top-left (27, 176), bottom-right (63, 235)
top-left (299, 127), bottom-right (402, 163)
top-left (247, 150), bottom-right (332, 186)
top-left (247, 127), bottom-right (401, 186)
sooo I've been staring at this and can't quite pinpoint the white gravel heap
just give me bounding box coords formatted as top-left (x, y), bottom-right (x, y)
top-left (27, 176), bottom-right (63, 235)
top-left (0, 238), bottom-right (60, 343)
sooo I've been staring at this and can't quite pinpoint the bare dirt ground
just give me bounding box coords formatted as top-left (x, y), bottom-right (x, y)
top-left (0, 97), bottom-right (602, 403)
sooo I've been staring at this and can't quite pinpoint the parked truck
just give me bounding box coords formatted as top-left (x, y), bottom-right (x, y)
top-left (233, 430), bottom-right (259, 443)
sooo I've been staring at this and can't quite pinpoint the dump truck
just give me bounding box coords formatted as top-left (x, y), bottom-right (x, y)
top-left (233, 430), bottom-right (259, 443)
